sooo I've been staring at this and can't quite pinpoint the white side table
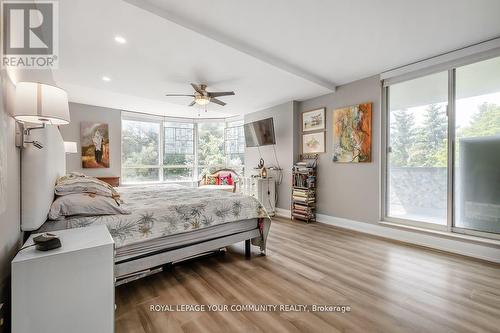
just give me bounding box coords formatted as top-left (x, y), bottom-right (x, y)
top-left (12, 225), bottom-right (115, 333)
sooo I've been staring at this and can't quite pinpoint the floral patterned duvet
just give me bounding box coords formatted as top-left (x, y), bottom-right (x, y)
top-left (42, 184), bottom-right (271, 251)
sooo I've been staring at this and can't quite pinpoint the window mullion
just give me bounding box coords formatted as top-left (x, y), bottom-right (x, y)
top-left (381, 85), bottom-right (389, 221)
top-left (447, 68), bottom-right (456, 232)
top-left (159, 121), bottom-right (164, 183)
top-left (193, 123), bottom-right (199, 183)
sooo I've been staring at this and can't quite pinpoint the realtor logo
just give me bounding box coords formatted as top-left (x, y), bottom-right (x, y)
top-left (1, 0), bottom-right (59, 68)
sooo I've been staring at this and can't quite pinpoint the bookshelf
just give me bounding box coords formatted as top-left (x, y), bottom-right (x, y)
top-left (291, 154), bottom-right (318, 222)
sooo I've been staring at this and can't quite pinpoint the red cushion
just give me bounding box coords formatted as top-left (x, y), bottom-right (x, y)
top-left (219, 173), bottom-right (233, 185)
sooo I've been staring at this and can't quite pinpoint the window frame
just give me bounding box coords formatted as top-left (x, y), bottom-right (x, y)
top-left (381, 49), bottom-right (500, 240)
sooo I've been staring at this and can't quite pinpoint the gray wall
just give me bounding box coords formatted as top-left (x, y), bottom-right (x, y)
top-left (0, 74), bottom-right (22, 328)
top-left (244, 101), bottom-right (298, 210)
top-left (60, 103), bottom-right (122, 178)
top-left (298, 75), bottom-right (381, 223)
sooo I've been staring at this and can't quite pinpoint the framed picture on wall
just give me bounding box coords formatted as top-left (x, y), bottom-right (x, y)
top-left (81, 122), bottom-right (110, 168)
top-left (302, 107), bottom-right (325, 132)
top-left (332, 102), bottom-right (372, 163)
top-left (302, 132), bottom-right (325, 154)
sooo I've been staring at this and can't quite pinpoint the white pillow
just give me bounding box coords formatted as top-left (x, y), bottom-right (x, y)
top-left (55, 172), bottom-right (116, 197)
top-left (48, 193), bottom-right (130, 220)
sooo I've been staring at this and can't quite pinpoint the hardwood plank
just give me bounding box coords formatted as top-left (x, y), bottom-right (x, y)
top-left (116, 217), bottom-right (500, 333)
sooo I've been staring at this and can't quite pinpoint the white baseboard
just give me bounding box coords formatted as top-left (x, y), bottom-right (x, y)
top-left (275, 208), bottom-right (291, 219)
top-left (316, 213), bottom-right (500, 264)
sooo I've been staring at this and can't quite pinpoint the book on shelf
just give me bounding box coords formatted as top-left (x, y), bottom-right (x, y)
top-left (293, 198), bottom-right (315, 204)
top-left (291, 155), bottom-right (318, 222)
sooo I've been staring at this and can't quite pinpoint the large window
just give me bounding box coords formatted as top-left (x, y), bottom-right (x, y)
top-left (197, 122), bottom-right (226, 176)
top-left (122, 116), bottom-right (245, 184)
top-left (387, 71), bottom-right (448, 225)
top-left (383, 55), bottom-right (500, 238)
top-left (164, 122), bottom-right (194, 181)
top-left (454, 57), bottom-right (500, 235)
top-left (122, 119), bottom-right (160, 183)
top-left (225, 120), bottom-right (245, 174)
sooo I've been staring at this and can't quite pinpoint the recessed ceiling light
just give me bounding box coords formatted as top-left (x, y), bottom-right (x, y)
top-left (114, 36), bottom-right (127, 44)
top-left (102, 76), bottom-right (111, 82)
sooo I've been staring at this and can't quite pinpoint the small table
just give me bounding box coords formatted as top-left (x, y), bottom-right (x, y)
top-left (12, 225), bottom-right (115, 333)
top-left (97, 176), bottom-right (120, 187)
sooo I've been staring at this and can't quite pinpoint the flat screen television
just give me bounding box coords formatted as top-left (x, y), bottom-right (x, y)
top-left (244, 117), bottom-right (276, 147)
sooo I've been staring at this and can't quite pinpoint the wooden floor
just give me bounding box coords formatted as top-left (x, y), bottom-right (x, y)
top-left (115, 217), bottom-right (500, 333)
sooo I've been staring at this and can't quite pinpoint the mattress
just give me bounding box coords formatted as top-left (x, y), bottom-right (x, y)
top-left (38, 218), bottom-right (258, 262)
top-left (37, 183), bottom-right (271, 260)
top-left (116, 218), bottom-right (258, 262)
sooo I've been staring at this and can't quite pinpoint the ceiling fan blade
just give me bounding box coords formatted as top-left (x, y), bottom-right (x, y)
top-left (190, 83), bottom-right (203, 94)
top-left (165, 94), bottom-right (195, 97)
top-left (207, 91), bottom-right (235, 98)
top-left (210, 98), bottom-right (226, 106)
top-left (188, 100), bottom-right (196, 107)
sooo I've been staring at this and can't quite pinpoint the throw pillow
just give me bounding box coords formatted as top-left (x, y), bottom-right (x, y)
top-left (219, 173), bottom-right (233, 185)
top-left (206, 175), bottom-right (219, 185)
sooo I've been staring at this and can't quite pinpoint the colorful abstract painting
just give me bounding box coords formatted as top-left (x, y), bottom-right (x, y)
top-left (333, 103), bottom-right (372, 163)
top-left (81, 122), bottom-right (110, 168)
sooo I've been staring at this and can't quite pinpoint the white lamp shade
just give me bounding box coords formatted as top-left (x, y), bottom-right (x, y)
top-left (64, 141), bottom-right (78, 154)
top-left (14, 82), bottom-right (70, 125)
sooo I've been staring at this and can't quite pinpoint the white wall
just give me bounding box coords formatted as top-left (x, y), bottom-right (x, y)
top-left (0, 73), bottom-right (22, 325)
top-left (244, 101), bottom-right (298, 210)
top-left (60, 103), bottom-right (122, 178)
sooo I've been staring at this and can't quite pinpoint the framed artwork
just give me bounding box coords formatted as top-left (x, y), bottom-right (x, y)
top-left (302, 107), bottom-right (325, 132)
top-left (81, 122), bottom-right (110, 168)
top-left (332, 102), bottom-right (372, 163)
top-left (302, 132), bottom-right (325, 154)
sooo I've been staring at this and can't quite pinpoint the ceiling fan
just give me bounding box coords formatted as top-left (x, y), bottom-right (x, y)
top-left (165, 83), bottom-right (235, 107)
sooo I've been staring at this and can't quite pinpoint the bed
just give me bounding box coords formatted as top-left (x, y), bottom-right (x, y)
top-left (22, 126), bottom-right (271, 282)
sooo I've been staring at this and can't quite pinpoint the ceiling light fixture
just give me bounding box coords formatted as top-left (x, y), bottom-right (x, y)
top-left (102, 76), bottom-right (111, 82)
top-left (195, 95), bottom-right (210, 105)
top-left (114, 36), bottom-right (127, 44)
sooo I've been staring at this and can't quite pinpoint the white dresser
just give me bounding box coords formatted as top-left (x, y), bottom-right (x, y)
top-left (12, 225), bottom-right (115, 333)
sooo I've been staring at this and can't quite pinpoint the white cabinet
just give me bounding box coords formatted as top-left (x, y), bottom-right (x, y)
top-left (241, 177), bottom-right (276, 216)
top-left (12, 225), bottom-right (115, 333)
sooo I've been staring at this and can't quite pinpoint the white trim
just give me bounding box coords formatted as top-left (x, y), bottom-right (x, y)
top-left (316, 214), bottom-right (500, 264)
top-left (275, 208), bottom-right (291, 219)
top-left (381, 37), bottom-right (500, 84)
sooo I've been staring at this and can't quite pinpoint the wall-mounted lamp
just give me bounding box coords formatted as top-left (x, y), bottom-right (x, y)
top-left (64, 141), bottom-right (78, 154)
top-left (13, 82), bottom-right (70, 148)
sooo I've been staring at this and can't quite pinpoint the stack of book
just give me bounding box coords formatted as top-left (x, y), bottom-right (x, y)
top-left (292, 189), bottom-right (315, 203)
top-left (291, 156), bottom-right (318, 223)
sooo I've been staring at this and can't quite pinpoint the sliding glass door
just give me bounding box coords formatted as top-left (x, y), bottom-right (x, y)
top-left (387, 71), bottom-right (448, 227)
top-left (454, 56), bottom-right (500, 235)
top-left (384, 55), bottom-right (500, 238)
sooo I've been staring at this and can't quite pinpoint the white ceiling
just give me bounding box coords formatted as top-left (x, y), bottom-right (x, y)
top-left (53, 0), bottom-right (500, 118)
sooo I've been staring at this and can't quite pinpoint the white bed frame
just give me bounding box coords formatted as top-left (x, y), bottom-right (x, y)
top-left (115, 229), bottom-right (259, 279)
top-left (22, 126), bottom-right (261, 283)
